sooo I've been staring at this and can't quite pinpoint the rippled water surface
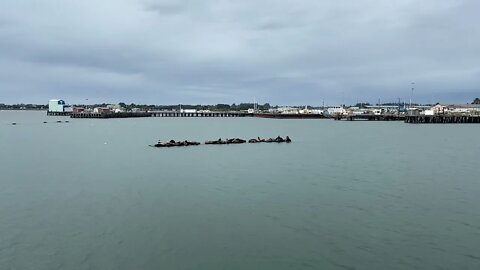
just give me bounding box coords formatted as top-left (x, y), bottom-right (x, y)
top-left (1, 111), bottom-right (480, 270)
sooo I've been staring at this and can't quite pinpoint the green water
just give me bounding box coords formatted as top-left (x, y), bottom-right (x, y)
top-left (1, 111), bottom-right (480, 269)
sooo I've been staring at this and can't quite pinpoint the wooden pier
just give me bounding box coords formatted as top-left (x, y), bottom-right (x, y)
top-left (70, 112), bottom-right (151, 119)
top-left (50, 110), bottom-right (480, 123)
top-left (47, 111), bottom-right (72, 116)
top-left (334, 114), bottom-right (405, 121)
top-left (68, 111), bottom-right (250, 119)
top-left (150, 111), bottom-right (251, 117)
top-left (405, 115), bottom-right (480, 124)
top-left (66, 111), bottom-right (326, 119)
top-left (254, 113), bottom-right (324, 119)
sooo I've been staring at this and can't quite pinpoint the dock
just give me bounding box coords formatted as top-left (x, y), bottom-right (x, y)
top-left (70, 112), bottom-right (151, 118)
top-left (66, 111), bottom-right (328, 119)
top-left (67, 111), bottom-right (250, 118)
top-left (150, 111), bottom-right (251, 117)
top-left (405, 115), bottom-right (480, 124)
top-left (58, 110), bottom-right (480, 123)
top-left (148, 111), bottom-right (325, 119)
top-left (254, 113), bottom-right (324, 119)
top-left (47, 111), bottom-right (72, 116)
top-left (334, 114), bottom-right (405, 121)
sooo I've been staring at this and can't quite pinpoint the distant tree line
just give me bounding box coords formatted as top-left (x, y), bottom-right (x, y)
top-left (0, 103), bottom-right (48, 110)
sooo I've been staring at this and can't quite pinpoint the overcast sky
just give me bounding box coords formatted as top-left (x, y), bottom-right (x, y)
top-left (1, 0), bottom-right (479, 105)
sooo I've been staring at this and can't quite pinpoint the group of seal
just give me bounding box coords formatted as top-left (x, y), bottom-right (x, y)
top-left (152, 136), bottom-right (291, 148)
top-left (205, 138), bottom-right (247, 145)
top-left (248, 136), bottom-right (291, 143)
top-left (154, 140), bottom-right (201, 147)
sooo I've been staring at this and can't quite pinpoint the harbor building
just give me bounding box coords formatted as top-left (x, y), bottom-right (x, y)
top-left (48, 99), bottom-right (68, 112)
top-left (325, 106), bottom-right (347, 116)
top-left (47, 99), bottom-right (72, 116)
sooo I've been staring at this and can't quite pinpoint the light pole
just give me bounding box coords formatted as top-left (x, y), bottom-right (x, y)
top-left (410, 82), bottom-right (415, 108)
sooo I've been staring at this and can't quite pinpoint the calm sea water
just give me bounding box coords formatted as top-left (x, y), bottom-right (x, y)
top-left (1, 111), bottom-right (480, 270)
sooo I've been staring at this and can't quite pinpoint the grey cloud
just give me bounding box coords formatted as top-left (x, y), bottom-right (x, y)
top-left (145, 2), bottom-right (187, 15)
top-left (0, 0), bottom-right (479, 105)
top-left (255, 21), bottom-right (289, 31)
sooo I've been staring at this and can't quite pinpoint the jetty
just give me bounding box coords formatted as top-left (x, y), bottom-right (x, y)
top-left (254, 113), bottom-right (324, 119)
top-left (150, 111), bottom-right (250, 117)
top-left (405, 114), bottom-right (480, 124)
top-left (47, 111), bottom-right (72, 116)
top-left (41, 99), bottom-right (480, 124)
top-left (70, 112), bottom-right (151, 118)
top-left (334, 113), bottom-right (405, 121)
top-left (65, 111), bottom-right (325, 119)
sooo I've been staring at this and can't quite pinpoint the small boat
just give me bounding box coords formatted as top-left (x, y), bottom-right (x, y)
top-left (12, 122), bottom-right (16, 125)
top-left (57, 120), bottom-right (62, 123)
top-left (43, 121), bottom-right (47, 123)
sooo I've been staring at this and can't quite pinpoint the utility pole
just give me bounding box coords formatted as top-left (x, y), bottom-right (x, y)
top-left (410, 82), bottom-right (415, 108)
top-left (398, 97), bottom-right (401, 115)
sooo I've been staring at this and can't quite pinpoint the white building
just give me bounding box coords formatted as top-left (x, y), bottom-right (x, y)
top-left (48, 99), bottom-right (71, 112)
top-left (107, 104), bottom-right (125, 113)
top-left (180, 109), bottom-right (197, 113)
top-left (276, 107), bottom-right (298, 114)
top-left (423, 110), bottom-right (435, 116)
top-left (326, 106), bottom-right (346, 116)
top-left (430, 104), bottom-right (449, 114)
top-left (372, 109), bottom-right (384, 115)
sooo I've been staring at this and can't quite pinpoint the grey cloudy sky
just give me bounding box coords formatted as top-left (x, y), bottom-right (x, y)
top-left (1, 0), bottom-right (479, 105)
